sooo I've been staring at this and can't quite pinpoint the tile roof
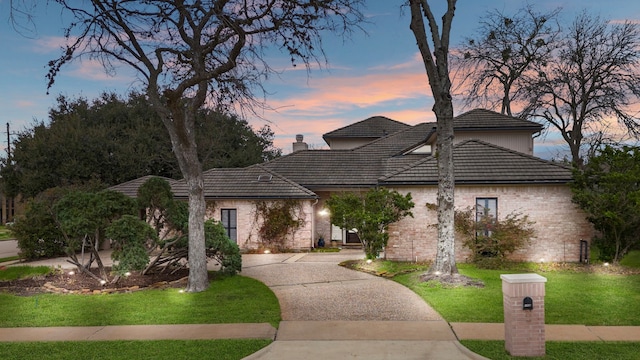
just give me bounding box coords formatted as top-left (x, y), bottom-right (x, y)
top-left (453, 109), bottom-right (543, 131)
top-left (322, 115), bottom-right (411, 141)
top-left (170, 165), bottom-right (317, 200)
top-left (109, 175), bottom-right (178, 198)
top-left (379, 140), bottom-right (573, 185)
top-left (263, 123), bottom-right (437, 188)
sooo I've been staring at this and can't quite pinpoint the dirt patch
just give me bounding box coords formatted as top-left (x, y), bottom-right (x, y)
top-left (0, 267), bottom-right (192, 296)
top-left (419, 273), bottom-right (485, 288)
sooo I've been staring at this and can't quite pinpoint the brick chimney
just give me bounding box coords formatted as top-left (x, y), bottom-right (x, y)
top-left (292, 134), bottom-right (309, 152)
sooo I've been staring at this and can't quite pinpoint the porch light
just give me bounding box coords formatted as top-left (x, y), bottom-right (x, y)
top-left (318, 208), bottom-right (329, 217)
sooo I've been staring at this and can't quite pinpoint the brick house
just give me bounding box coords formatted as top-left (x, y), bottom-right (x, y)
top-left (112, 109), bottom-right (593, 263)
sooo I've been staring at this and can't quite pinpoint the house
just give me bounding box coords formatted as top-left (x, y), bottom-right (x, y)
top-left (111, 109), bottom-right (594, 263)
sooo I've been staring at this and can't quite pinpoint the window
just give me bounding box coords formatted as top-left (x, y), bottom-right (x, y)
top-left (476, 198), bottom-right (497, 237)
top-left (221, 209), bottom-right (237, 243)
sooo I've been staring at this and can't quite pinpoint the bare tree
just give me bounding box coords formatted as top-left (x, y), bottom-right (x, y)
top-left (408, 0), bottom-right (457, 276)
top-left (41, 0), bottom-right (365, 292)
top-left (523, 11), bottom-right (640, 168)
top-left (453, 5), bottom-right (561, 116)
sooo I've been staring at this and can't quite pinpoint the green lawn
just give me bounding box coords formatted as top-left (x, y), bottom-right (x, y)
top-left (0, 268), bottom-right (280, 359)
top-left (393, 263), bottom-right (640, 325)
top-left (0, 265), bottom-right (52, 280)
top-left (0, 339), bottom-right (271, 360)
top-left (0, 225), bottom-right (14, 240)
top-left (461, 341), bottom-right (640, 360)
top-left (0, 274), bottom-right (281, 328)
top-left (377, 260), bottom-right (640, 360)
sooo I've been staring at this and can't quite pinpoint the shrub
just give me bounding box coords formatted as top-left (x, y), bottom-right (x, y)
top-left (455, 207), bottom-right (535, 267)
top-left (12, 188), bottom-right (71, 259)
top-left (205, 220), bottom-right (242, 275)
top-left (106, 215), bottom-right (158, 274)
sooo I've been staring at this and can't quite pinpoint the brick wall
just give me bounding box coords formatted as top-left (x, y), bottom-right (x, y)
top-left (206, 199), bottom-right (314, 251)
top-left (384, 184), bottom-right (594, 263)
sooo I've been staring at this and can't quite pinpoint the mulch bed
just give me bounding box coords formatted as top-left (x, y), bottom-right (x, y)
top-left (0, 267), bottom-right (191, 296)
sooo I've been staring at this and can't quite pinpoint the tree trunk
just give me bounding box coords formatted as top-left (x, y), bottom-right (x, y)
top-left (409, 0), bottom-right (458, 275)
top-left (433, 103), bottom-right (457, 275)
top-left (149, 89), bottom-right (210, 292)
top-left (184, 169), bottom-right (209, 292)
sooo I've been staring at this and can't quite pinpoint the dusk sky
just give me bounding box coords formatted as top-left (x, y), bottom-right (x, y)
top-left (1, 0), bottom-right (640, 159)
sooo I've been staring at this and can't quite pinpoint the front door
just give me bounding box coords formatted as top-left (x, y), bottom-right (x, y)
top-left (346, 230), bottom-right (361, 244)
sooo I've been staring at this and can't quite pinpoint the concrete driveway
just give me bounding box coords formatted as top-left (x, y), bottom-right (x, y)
top-left (241, 250), bottom-right (487, 360)
top-left (241, 250), bottom-right (442, 321)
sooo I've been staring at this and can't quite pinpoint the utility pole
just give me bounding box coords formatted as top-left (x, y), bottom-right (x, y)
top-left (6, 122), bottom-right (10, 161)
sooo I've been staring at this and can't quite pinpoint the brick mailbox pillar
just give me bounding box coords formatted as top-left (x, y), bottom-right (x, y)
top-left (500, 273), bottom-right (547, 357)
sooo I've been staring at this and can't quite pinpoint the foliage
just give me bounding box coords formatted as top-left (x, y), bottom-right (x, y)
top-left (255, 200), bottom-right (305, 251)
top-left (0, 92), bottom-right (281, 198)
top-left (326, 188), bottom-right (414, 259)
top-left (10, 185), bottom-right (100, 260)
top-left (204, 220), bottom-right (242, 275)
top-left (571, 146), bottom-right (640, 263)
top-left (54, 189), bottom-right (138, 280)
top-left (136, 177), bottom-right (241, 275)
top-left (452, 206), bottom-right (536, 268)
top-left (107, 215), bottom-right (158, 274)
top-left (0, 340), bottom-right (272, 360)
top-left (12, 192), bottom-right (67, 260)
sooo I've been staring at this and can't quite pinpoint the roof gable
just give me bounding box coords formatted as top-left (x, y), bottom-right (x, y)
top-left (170, 165), bottom-right (317, 199)
top-left (322, 116), bottom-right (410, 141)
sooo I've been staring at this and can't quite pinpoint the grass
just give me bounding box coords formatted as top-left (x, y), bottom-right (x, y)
top-left (311, 247), bottom-right (341, 253)
top-left (0, 265), bottom-right (52, 280)
top-left (0, 225), bottom-right (14, 240)
top-left (348, 260), bottom-right (640, 359)
top-left (0, 339), bottom-right (271, 360)
top-left (393, 263), bottom-right (640, 325)
top-left (0, 255), bottom-right (21, 264)
top-left (461, 341), bottom-right (640, 360)
top-left (620, 250), bottom-right (640, 268)
top-left (0, 273), bottom-right (281, 328)
top-left (0, 267), bottom-right (279, 360)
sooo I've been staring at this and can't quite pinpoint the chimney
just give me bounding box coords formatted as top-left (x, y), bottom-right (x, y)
top-left (292, 134), bottom-right (308, 152)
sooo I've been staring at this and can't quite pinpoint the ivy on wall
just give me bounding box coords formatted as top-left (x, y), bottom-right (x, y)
top-left (254, 200), bottom-right (305, 250)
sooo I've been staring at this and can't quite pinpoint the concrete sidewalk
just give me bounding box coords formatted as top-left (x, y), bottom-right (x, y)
top-left (2, 321), bottom-right (640, 343)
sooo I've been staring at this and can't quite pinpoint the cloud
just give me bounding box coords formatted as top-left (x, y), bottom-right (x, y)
top-left (33, 36), bottom-right (68, 54)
